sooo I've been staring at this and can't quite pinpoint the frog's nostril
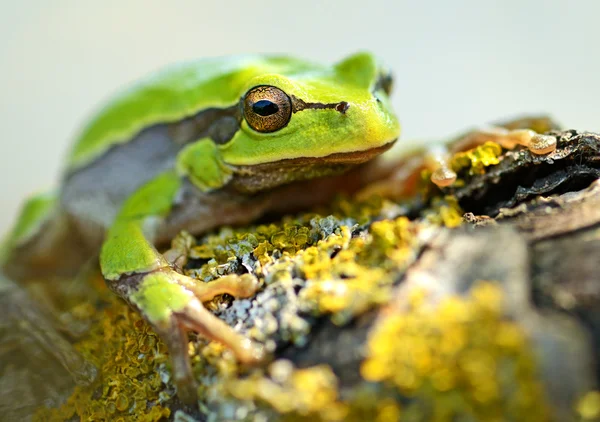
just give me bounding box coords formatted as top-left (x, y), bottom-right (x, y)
top-left (335, 102), bottom-right (350, 114)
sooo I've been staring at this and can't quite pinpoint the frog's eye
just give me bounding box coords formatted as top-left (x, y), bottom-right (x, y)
top-left (243, 85), bottom-right (292, 133)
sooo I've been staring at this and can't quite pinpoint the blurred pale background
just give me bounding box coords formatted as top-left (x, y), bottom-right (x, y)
top-left (1, 0), bottom-right (599, 232)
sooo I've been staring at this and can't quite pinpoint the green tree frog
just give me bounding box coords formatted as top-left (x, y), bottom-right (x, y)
top-left (0, 52), bottom-right (401, 402)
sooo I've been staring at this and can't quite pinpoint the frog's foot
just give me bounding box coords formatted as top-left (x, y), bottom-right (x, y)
top-left (424, 146), bottom-right (457, 188)
top-left (117, 270), bottom-right (265, 403)
top-left (453, 127), bottom-right (557, 155)
top-left (162, 231), bottom-right (195, 269)
top-left (427, 127), bottom-right (558, 188)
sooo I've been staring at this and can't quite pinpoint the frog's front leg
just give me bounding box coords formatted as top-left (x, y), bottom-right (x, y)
top-left (100, 171), bottom-right (265, 403)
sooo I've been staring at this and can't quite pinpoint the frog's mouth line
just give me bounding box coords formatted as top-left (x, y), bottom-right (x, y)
top-left (229, 139), bottom-right (397, 193)
top-left (242, 138), bottom-right (397, 171)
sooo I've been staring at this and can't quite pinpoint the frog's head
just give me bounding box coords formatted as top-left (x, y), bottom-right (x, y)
top-left (221, 52), bottom-right (400, 192)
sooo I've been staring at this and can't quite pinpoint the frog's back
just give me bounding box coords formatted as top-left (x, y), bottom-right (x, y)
top-left (66, 55), bottom-right (320, 172)
top-left (60, 55), bottom-right (321, 241)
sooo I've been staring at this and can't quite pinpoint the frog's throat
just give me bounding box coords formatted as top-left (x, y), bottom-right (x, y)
top-left (229, 139), bottom-right (397, 194)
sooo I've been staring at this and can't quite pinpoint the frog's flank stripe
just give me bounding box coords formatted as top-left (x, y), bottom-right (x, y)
top-left (168, 104), bottom-right (241, 146)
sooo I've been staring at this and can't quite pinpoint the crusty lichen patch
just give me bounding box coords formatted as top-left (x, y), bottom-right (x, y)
top-left (33, 279), bottom-right (172, 422)
top-left (450, 141), bottom-right (503, 176)
top-left (185, 196), bottom-right (424, 346)
top-left (423, 196), bottom-right (464, 228)
top-left (180, 198), bottom-right (433, 419)
top-left (224, 361), bottom-right (347, 421)
top-left (361, 282), bottom-right (551, 422)
top-left (201, 282), bottom-right (551, 422)
top-left (577, 391), bottom-right (600, 421)
top-left (33, 195), bottom-right (428, 420)
top-left (34, 194), bottom-right (548, 421)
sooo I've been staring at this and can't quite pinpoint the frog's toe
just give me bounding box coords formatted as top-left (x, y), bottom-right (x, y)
top-left (150, 315), bottom-right (198, 403)
top-left (528, 133), bottom-right (557, 155)
top-left (177, 298), bottom-right (266, 365)
top-left (431, 165), bottom-right (457, 188)
top-left (174, 273), bottom-right (265, 364)
top-left (234, 337), bottom-right (268, 364)
top-left (181, 273), bottom-right (261, 303)
top-left (229, 273), bottom-right (261, 298)
top-left (163, 231), bottom-right (196, 269)
top-left (425, 146), bottom-right (457, 188)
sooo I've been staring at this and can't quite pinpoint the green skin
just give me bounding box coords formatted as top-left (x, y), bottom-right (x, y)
top-left (1, 52), bottom-right (400, 403)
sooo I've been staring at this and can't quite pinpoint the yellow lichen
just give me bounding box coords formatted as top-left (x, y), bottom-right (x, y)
top-left (225, 361), bottom-right (347, 421)
top-left (577, 391), bottom-right (600, 421)
top-left (34, 277), bottom-right (171, 422)
top-left (364, 217), bottom-right (419, 266)
top-left (187, 202), bottom-right (422, 330)
top-left (33, 173), bottom-right (553, 421)
top-left (361, 282), bottom-right (551, 422)
top-left (450, 141), bottom-right (503, 176)
top-left (295, 216), bottom-right (419, 323)
top-left (424, 196), bottom-right (464, 228)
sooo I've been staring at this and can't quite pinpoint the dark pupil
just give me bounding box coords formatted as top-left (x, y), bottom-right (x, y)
top-left (252, 100), bottom-right (279, 116)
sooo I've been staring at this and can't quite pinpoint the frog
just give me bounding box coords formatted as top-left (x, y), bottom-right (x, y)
top-left (0, 52), bottom-right (401, 403)
top-left (1, 51), bottom-right (560, 405)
